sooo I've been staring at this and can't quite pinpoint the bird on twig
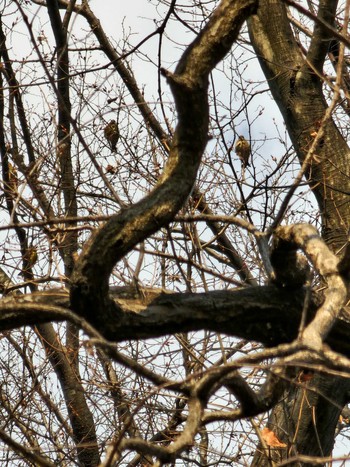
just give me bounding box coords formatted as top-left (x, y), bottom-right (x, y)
top-left (22, 246), bottom-right (38, 273)
top-left (235, 135), bottom-right (251, 168)
top-left (104, 120), bottom-right (119, 151)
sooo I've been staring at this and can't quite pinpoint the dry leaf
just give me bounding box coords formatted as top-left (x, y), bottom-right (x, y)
top-left (261, 427), bottom-right (287, 448)
top-left (106, 164), bottom-right (118, 174)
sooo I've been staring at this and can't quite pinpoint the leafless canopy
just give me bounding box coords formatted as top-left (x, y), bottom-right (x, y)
top-left (0, 0), bottom-right (350, 465)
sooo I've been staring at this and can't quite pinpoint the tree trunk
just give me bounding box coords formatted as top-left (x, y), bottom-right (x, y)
top-left (252, 373), bottom-right (350, 465)
top-left (248, 1), bottom-right (350, 462)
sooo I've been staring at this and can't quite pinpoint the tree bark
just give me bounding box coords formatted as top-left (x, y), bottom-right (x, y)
top-left (248, 0), bottom-right (350, 462)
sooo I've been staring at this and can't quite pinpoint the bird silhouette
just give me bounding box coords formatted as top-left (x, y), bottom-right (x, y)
top-left (23, 246), bottom-right (38, 272)
top-left (104, 120), bottom-right (119, 151)
top-left (235, 135), bottom-right (251, 168)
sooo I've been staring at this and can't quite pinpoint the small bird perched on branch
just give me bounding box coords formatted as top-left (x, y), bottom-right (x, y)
top-left (104, 120), bottom-right (119, 151)
top-left (8, 163), bottom-right (18, 194)
top-left (23, 246), bottom-right (38, 273)
top-left (235, 135), bottom-right (251, 168)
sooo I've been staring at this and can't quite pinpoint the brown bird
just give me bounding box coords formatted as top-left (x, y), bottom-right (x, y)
top-left (23, 246), bottom-right (38, 272)
top-left (104, 120), bottom-right (119, 151)
top-left (7, 163), bottom-right (18, 194)
top-left (235, 135), bottom-right (251, 168)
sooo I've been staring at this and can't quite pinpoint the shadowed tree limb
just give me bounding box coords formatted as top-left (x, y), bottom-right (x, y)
top-left (70, 0), bottom-right (258, 328)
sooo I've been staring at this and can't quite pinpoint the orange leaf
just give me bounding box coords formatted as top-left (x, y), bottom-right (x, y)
top-left (106, 164), bottom-right (118, 174)
top-left (261, 427), bottom-right (287, 448)
top-left (299, 369), bottom-right (314, 382)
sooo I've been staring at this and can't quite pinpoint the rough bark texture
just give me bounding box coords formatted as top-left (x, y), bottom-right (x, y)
top-left (1, 0), bottom-right (350, 464)
top-left (248, 0), bottom-right (350, 253)
top-left (70, 0), bottom-right (259, 330)
top-left (248, 1), bottom-right (350, 463)
top-left (2, 286), bottom-right (350, 357)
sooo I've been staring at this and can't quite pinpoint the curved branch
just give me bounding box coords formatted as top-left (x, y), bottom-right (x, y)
top-left (39, 0), bottom-right (257, 286)
top-left (274, 224), bottom-right (347, 348)
top-left (70, 0), bottom-right (258, 325)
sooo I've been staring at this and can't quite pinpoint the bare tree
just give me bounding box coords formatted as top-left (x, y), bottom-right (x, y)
top-left (0, 0), bottom-right (350, 465)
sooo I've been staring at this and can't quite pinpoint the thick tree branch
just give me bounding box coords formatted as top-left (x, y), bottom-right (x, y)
top-left (3, 286), bottom-right (350, 358)
top-left (47, 0), bottom-right (78, 277)
top-left (306, 0), bottom-right (338, 72)
top-left (70, 0), bottom-right (258, 326)
top-left (35, 323), bottom-right (101, 466)
top-left (39, 0), bottom-right (257, 287)
top-left (248, 0), bottom-right (350, 252)
top-left (273, 224), bottom-right (347, 348)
